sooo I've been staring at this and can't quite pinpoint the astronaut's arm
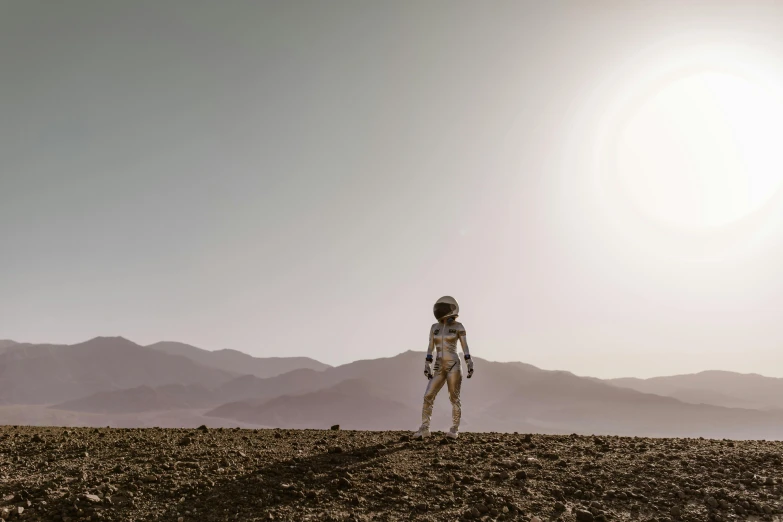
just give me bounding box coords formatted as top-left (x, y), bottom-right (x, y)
top-left (424, 327), bottom-right (434, 379)
top-left (458, 326), bottom-right (474, 378)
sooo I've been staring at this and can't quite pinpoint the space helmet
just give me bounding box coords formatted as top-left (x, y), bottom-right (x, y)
top-left (433, 296), bottom-right (459, 321)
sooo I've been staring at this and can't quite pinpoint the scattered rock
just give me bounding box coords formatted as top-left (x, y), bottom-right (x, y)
top-left (575, 509), bottom-right (594, 522)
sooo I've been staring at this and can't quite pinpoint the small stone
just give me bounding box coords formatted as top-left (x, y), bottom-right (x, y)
top-left (515, 470), bottom-right (527, 480)
top-left (671, 506), bottom-right (682, 517)
top-left (330, 424), bottom-right (340, 430)
top-left (555, 502), bottom-right (566, 512)
top-left (576, 509), bottom-right (594, 522)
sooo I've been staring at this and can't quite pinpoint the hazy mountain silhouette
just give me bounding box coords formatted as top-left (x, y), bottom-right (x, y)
top-left (206, 351), bottom-right (783, 438)
top-left (0, 337), bottom-right (235, 404)
top-left (0, 404), bottom-right (267, 429)
top-left (148, 341), bottom-right (330, 379)
top-left (51, 384), bottom-right (216, 414)
top-left (207, 379), bottom-right (422, 430)
top-left (609, 371), bottom-right (783, 410)
top-left (4, 337), bottom-right (783, 438)
top-left (0, 340), bottom-right (19, 355)
top-left (482, 370), bottom-right (783, 439)
top-left (215, 368), bottom-right (336, 403)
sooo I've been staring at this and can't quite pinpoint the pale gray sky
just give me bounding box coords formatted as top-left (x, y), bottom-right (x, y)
top-left (3, 1), bottom-right (783, 378)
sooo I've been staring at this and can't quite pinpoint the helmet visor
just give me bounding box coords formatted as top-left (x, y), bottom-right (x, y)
top-left (433, 302), bottom-right (456, 320)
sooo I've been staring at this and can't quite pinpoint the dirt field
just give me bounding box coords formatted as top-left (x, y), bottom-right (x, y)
top-left (1, 426), bottom-right (782, 521)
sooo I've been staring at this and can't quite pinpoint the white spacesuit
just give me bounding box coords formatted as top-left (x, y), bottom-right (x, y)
top-left (414, 296), bottom-right (474, 439)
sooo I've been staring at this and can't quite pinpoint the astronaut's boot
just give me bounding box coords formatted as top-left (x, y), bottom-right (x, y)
top-left (446, 426), bottom-right (459, 439)
top-left (413, 425), bottom-right (431, 439)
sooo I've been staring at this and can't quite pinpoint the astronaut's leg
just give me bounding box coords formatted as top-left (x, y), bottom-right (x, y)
top-left (416, 361), bottom-right (446, 437)
top-left (445, 360), bottom-right (463, 438)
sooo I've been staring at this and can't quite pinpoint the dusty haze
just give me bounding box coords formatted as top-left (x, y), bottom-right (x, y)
top-left (4, 1), bottom-right (783, 378)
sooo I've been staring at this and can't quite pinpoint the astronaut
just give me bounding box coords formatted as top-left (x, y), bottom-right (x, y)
top-left (413, 296), bottom-right (474, 439)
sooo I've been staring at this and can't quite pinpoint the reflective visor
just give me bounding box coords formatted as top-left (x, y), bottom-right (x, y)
top-left (433, 302), bottom-right (455, 320)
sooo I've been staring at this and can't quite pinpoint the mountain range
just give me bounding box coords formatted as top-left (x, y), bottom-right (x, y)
top-left (607, 371), bottom-right (783, 410)
top-left (1, 336), bottom-right (782, 439)
top-left (0, 340), bottom-right (19, 354)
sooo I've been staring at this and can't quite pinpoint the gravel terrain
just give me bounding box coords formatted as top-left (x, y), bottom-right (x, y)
top-left (1, 426), bottom-right (782, 521)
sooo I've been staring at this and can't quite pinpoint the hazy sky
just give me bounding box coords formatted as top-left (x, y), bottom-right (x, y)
top-left (4, 1), bottom-right (783, 378)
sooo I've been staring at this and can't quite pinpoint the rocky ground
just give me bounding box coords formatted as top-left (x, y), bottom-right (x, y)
top-left (1, 426), bottom-right (782, 522)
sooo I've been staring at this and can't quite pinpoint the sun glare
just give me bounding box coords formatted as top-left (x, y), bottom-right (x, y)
top-left (607, 58), bottom-right (783, 230)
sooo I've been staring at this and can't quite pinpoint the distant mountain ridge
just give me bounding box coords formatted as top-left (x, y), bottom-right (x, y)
top-left (203, 351), bottom-right (783, 439)
top-left (0, 340), bottom-right (19, 355)
top-left (206, 378), bottom-right (419, 430)
top-left (608, 370), bottom-right (783, 410)
top-left (4, 337), bottom-right (783, 439)
top-left (52, 384), bottom-right (216, 414)
top-left (0, 337), bottom-right (236, 404)
top-left (147, 341), bottom-right (330, 379)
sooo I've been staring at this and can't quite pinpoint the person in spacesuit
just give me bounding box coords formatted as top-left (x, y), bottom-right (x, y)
top-left (413, 296), bottom-right (474, 439)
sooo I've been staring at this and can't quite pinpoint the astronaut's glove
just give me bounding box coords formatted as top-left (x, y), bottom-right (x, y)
top-left (424, 355), bottom-right (433, 379)
top-left (465, 355), bottom-right (474, 378)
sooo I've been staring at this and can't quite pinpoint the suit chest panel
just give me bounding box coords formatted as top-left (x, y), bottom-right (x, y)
top-left (433, 325), bottom-right (460, 351)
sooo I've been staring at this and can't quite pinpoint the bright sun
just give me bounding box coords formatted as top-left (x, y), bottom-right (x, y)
top-left (612, 68), bottom-right (783, 229)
